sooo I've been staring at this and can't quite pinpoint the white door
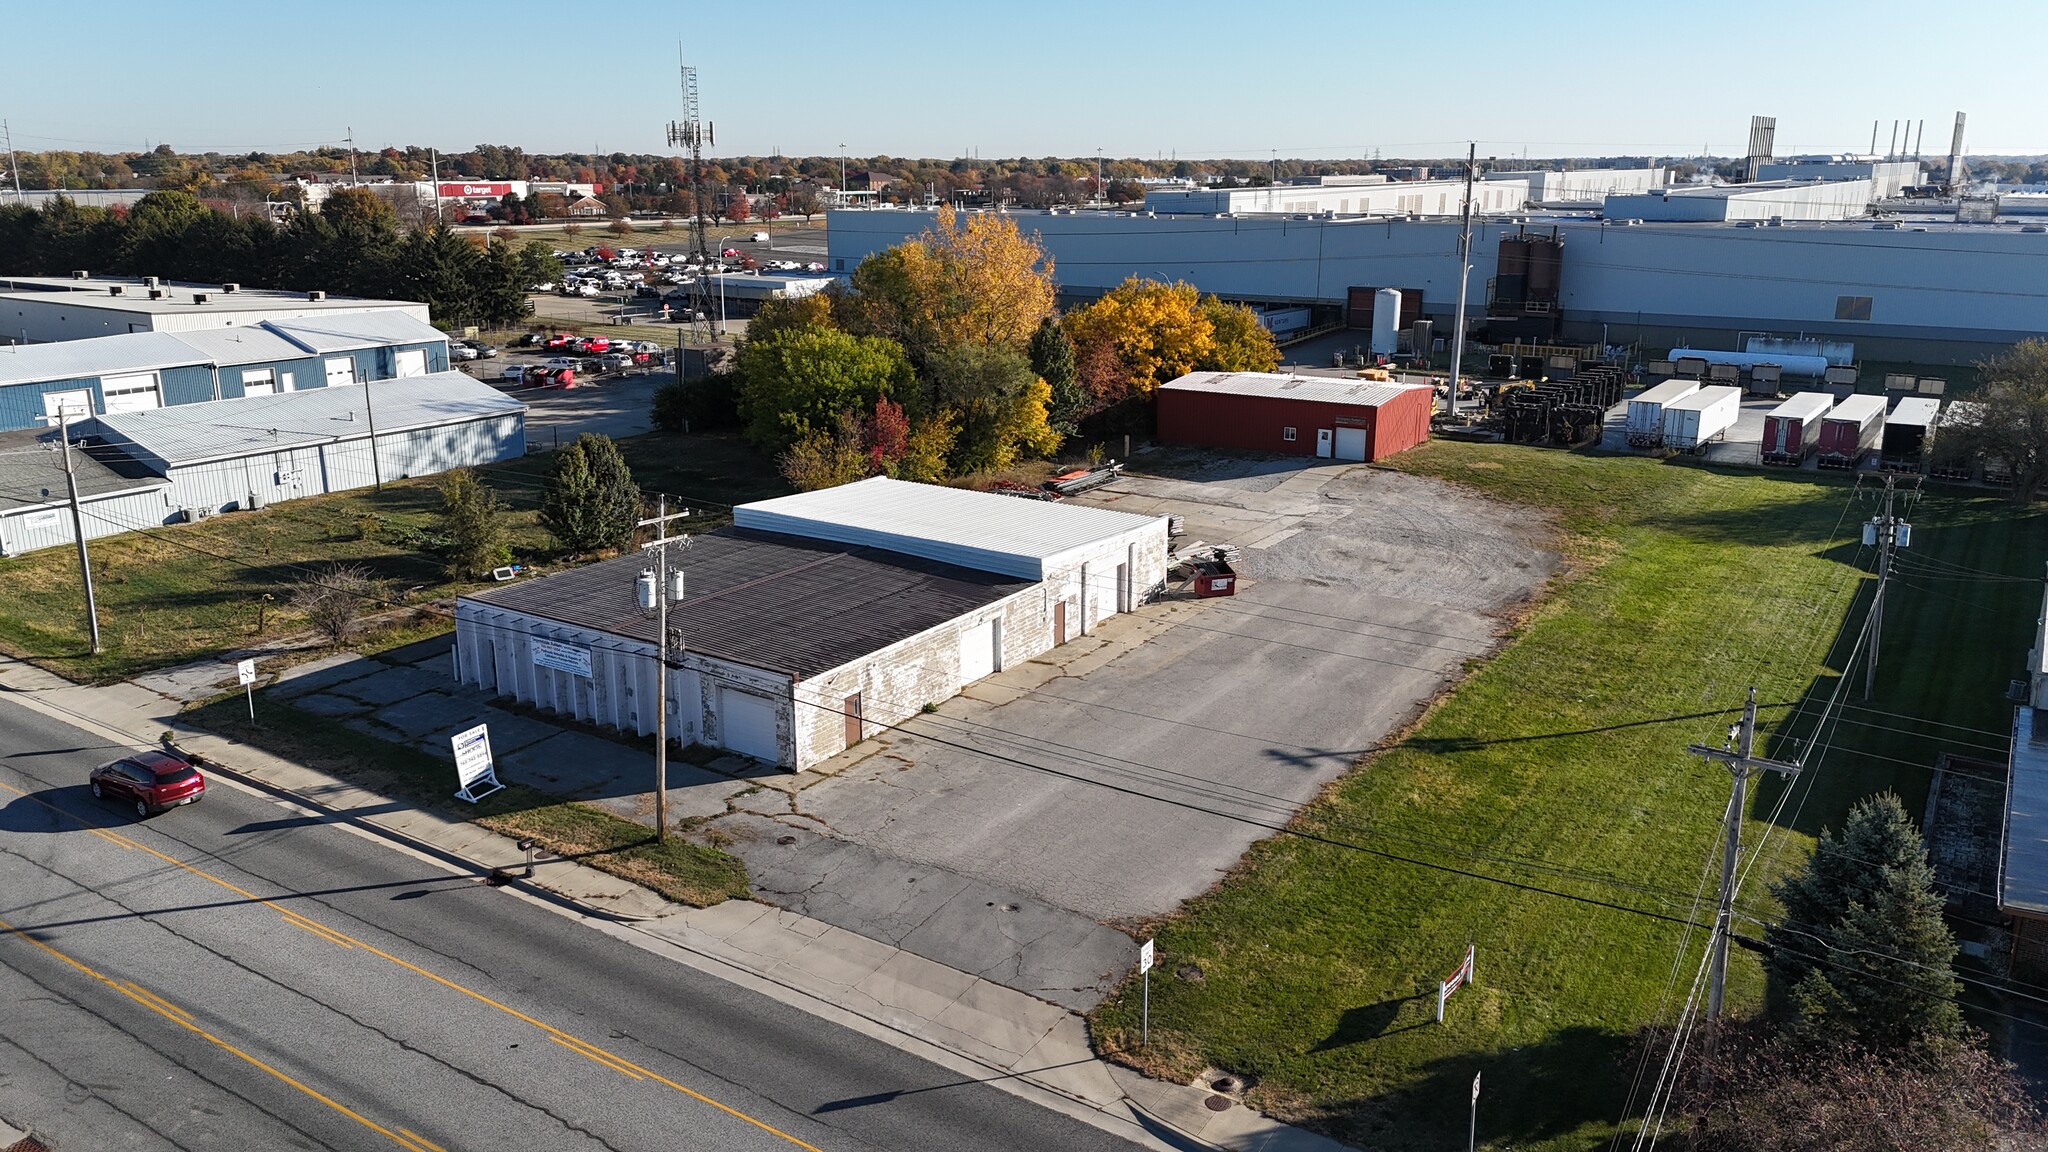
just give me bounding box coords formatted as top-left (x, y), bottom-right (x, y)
top-left (100, 372), bottom-right (162, 414)
top-left (240, 368), bottom-right (276, 397)
top-left (393, 349), bottom-right (427, 378)
top-left (41, 389), bottom-right (93, 419)
top-left (718, 688), bottom-right (780, 763)
top-left (324, 357), bottom-right (358, 387)
top-left (1315, 428), bottom-right (1334, 458)
top-left (958, 618), bottom-right (999, 682)
top-left (1334, 426), bottom-right (1368, 462)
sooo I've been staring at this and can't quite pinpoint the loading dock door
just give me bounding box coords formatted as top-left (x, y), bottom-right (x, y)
top-left (1334, 426), bottom-right (1369, 462)
top-left (393, 349), bottom-right (427, 378)
top-left (959, 618), bottom-right (999, 682)
top-left (324, 357), bottom-right (359, 387)
top-left (100, 372), bottom-right (162, 414)
top-left (718, 688), bottom-right (780, 763)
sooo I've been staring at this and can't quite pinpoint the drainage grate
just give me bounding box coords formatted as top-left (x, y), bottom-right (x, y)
top-left (1204, 1095), bottom-right (1233, 1112)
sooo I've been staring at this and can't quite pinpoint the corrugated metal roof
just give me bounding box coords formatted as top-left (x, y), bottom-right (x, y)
top-left (0, 331), bottom-right (205, 388)
top-left (266, 312), bottom-right (448, 353)
top-left (2003, 707), bottom-right (2048, 915)
top-left (0, 427), bottom-right (165, 513)
top-left (1161, 370), bottom-right (1431, 408)
top-left (733, 476), bottom-right (1163, 580)
top-left (462, 527), bottom-right (1032, 679)
top-left (171, 324), bottom-right (313, 367)
top-left (90, 372), bottom-right (522, 466)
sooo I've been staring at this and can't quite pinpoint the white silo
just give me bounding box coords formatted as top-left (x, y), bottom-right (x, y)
top-left (1370, 288), bottom-right (1402, 356)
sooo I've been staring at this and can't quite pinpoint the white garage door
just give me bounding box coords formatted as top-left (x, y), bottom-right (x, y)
top-left (324, 356), bottom-right (358, 387)
top-left (41, 389), bottom-right (92, 419)
top-left (101, 372), bottom-right (162, 414)
top-left (958, 618), bottom-right (999, 683)
top-left (393, 349), bottom-right (427, 378)
top-left (1333, 426), bottom-right (1368, 462)
top-left (718, 688), bottom-right (781, 764)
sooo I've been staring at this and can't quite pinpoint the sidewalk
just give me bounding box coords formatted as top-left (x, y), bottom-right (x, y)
top-left (0, 652), bottom-right (1348, 1152)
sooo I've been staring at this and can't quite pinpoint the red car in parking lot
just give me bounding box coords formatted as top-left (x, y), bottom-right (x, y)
top-left (90, 749), bottom-right (206, 818)
top-left (544, 333), bottom-right (578, 351)
top-left (575, 336), bottom-right (611, 354)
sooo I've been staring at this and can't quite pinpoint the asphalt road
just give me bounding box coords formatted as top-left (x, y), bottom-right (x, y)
top-left (0, 696), bottom-right (1141, 1152)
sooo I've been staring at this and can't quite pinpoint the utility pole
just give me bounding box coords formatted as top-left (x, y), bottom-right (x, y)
top-left (839, 143), bottom-right (847, 203)
top-left (637, 497), bottom-right (691, 841)
top-left (1688, 687), bottom-right (1801, 1021)
top-left (3, 119), bottom-right (22, 201)
top-left (41, 407), bottom-right (102, 653)
top-left (1445, 142), bottom-right (1478, 418)
top-left (1859, 471), bottom-right (1916, 701)
top-left (430, 149), bottom-right (441, 226)
top-left (347, 127), bottom-right (358, 186)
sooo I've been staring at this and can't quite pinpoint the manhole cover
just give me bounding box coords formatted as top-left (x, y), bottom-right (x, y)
top-left (1204, 1094), bottom-right (1233, 1112)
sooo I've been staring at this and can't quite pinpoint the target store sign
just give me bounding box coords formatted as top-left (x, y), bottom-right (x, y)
top-left (439, 182), bottom-right (516, 198)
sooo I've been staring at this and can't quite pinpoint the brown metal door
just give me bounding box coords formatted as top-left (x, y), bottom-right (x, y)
top-left (1054, 601), bottom-right (1067, 645)
top-left (844, 693), bottom-right (862, 748)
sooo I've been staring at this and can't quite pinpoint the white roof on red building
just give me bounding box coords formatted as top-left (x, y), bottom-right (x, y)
top-left (1161, 371), bottom-right (1430, 407)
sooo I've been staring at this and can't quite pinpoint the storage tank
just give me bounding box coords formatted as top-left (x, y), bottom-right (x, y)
top-left (1661, 386), bottom-right (1742, 451)
top-left (1761, 392), bottom-right (1835, 465)
top-left (1370, 288), bottom-right (1402, 356)
top-left (1668, 347), bottom-right (1830, 379)
top-left (1816, 394), bottom-right (1887, 468)
top-left (1625, 378), bottom-right (1702, 447)
top-left (1881, 397), bottom-right (1940, 467)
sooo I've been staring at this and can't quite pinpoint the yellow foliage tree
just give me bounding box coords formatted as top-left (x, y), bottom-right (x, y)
top-left (1060, 277), bottom-right (1214, 395)
top-left (1198, 297), bottom-right (1282, 373)
top-left (845, 205), bottom-right (1055, 361)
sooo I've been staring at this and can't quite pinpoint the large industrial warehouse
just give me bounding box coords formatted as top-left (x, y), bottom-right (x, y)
top-left (0, 274), bottom-right (431, 344)
top-left (1157, 371), bottom-right (1434, 461)
top-left (454, 477), bottom-right (1169, 771)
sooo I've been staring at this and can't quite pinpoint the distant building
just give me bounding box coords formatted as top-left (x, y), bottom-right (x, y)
top-left (0, 274), bottom-right (430, 344)
top-left (1156, 371), bottom-right (1433, 462)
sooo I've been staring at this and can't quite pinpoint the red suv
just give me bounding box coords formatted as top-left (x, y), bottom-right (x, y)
top-left (544, 333), bottom-right (578, 351)
top-left (90, 750), bottom-right (206, 818)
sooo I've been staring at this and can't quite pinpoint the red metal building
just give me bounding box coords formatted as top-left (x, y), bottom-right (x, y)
top-left (1156, 371), bottom-right (1433, 462)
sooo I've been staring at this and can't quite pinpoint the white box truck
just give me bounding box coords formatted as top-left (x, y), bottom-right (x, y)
top-left (1626, 379), bottom-right (1702, 447)
top-left (1662, 386), bottom-right (1742, 452)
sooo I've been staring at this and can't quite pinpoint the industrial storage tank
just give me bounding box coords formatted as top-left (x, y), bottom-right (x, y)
top-left (1370, 288), bottom-right (1402, 356)
top-left (1881, 397), bottom-right (1940, 469)
top-left (1625, 378), bottom-right (1702, 447)
top-left (1668, 347), bottom-right (1831, 379)
top-left (1661, 385), bottom-right (1742, 452)
top-left (1816, 394), bottom-right (1888, 469)
top-left (1761, 392), bottom-right (1835, 465)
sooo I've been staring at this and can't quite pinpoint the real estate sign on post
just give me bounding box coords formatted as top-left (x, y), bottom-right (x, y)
top-left (1436, 943), bottom-right (1475, 1024)
top-left (451, 723), bottom-right (504, 804)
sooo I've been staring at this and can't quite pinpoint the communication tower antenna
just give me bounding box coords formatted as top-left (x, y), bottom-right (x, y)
top-left (664, 46), bottom-right (717, 340)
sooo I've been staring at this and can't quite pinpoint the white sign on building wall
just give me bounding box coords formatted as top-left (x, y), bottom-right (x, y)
top-left (531, 637), bottom-right (593, 678)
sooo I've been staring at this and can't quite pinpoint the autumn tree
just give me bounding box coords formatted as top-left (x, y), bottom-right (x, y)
top-left (1932, 338), bottom-right (2048, 498)
top-left (1197, 297), bottom-right (1282, 373)
top-left (744, 292), bottom-right (836, 347)
top-left (725, 190), bottom-right (751, 223)
top-left (608, 216), bottom-right (635, 237)
top-left (1766, 792), bottom-right (1963, 1050)
top-left (290, 563), bottom-right (382, 647)
top-left (787, 189), bottom-right (821, 222)
top-left (735, 325), bottom-right (913, 454)
top-left (841, 205), bottom-right (1054, 362)
top-left (925, 344), bottom-right (1062, 473)
top-left (1061, 277), bottom-right (1214, 396)
top-left (540, 433), bottom-right (640, 554)
top-left (437, 468), bottom-right (511, 579)
top-left (1028, 316), bottom-right (1086, 435)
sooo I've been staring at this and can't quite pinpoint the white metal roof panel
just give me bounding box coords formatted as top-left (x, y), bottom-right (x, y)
top-left (1825, 394), bottom-right (1888, 423)
top-left (1886, 397), bottom-right (1940, 427)
top-left (266, 312), bottom-right (448, 354)
top-left (1161, 371), bottom-right (1430, 408)
top-left (170, 324), bottom-right (312, 366)
top-left (1767, 392), bottom-right (1836, 422)
top-left (0, 331), bottom-right (204, 387)
top-left (1663, 385), bottom-right (1741, 412)
top-left (1631, 379), bottom-right (1701, 407)
top-left (90, 371), bottom-right (522, 466)
top-left (732, 476), bottom-right (1165, 580)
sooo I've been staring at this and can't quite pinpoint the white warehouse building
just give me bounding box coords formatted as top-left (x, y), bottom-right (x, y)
top-left (454, 477), bottom-right (1169, 771)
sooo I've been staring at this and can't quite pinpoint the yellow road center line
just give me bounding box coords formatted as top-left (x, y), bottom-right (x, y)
top-left (281, 914), bottom-right (356, 950)
top-left (548, 1035), bottom-right (645, 1080)
top-left (0, 914), bottom-right (424, 1152)
top-left (122, 981), bottom-right (196, 1023)
top-left (0, 773), bottom-right (827, 1151)
top-left (398, 1129), bottom-right (447, 1152)
top-left (87, 828), bottom-right (132, 850)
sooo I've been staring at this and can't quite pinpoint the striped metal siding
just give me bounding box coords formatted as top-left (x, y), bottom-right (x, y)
top-left (380, 415), bottom-right (524, 479)
top-left (155, 414), bottom-right (523, 515)
top-left (218, 356), bottom-right (323, 399)
top-left (373, 341), bottom-right (450, 376)
top-left (0, 377), bottom-right (99, 432)
top-left (0, 487), bottom-right (173, 557)
top-left (159, 364), bottom-right (217, 407)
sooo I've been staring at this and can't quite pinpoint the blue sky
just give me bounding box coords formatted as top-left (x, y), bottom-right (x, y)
top-left (7, 0), bottom-right (2045, 160)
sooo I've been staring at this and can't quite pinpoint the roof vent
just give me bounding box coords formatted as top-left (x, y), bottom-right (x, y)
top-left (71, 269), bottom-right (90, 279)
top-left (144, 276), bottom-right (161, 289)
top-left (306, 290), bottom-right (326, 301)
top-left (192, 292), bottom-right (210, 304)
top-left (108, 285), bottom-right (124, 296)
top-left (148, 289), bottom-right (165, 300)
top-left (221, 282), bottom-right (240, 293)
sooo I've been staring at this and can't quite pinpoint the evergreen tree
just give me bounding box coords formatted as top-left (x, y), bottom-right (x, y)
top-left (1766, 792), bottom-right (1962, 1049)
top-left (1028, 317), bottom-right (1085, 436)
top-left (436, 468), bottom-right (511, 579)
top-left (539, 434), bottom-right (640, 554)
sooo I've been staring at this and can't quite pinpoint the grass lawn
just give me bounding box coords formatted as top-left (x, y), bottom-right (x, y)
top-left (0, 431), bottom-right (786, 683)
top-left (1087, 442), bottom-right (2043, 1151)
top-left (184, 693), bottom-right (748, 907)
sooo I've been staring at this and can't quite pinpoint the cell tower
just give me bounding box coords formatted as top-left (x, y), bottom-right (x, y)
top-left (665, 48), bottom-right (716, 339)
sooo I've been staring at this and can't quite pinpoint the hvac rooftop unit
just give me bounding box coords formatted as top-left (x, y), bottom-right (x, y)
top-left (306, 290), bottom-right (327, 301)
top-left (144, 276), bottom-right (160, 289)
top-left (107, 285), bottom-right (123, 295)
top-left (70, 269), bottom-right (89, 279)
top-left (221, 282), bottom-right (240, 293)
top-left (147, 289), bottom-right (165, 300)
top-left (192, 293), bottom-right (209, 304)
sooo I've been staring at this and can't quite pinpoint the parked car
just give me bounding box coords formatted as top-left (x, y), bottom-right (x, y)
top-left (751, 231), bottom-right (770, 243)
top-left (602, 353), bottom-right (634, 371)
top-left (90, 749), bottom-right (206, 818)
top-left (448, 343), bottom-right (479, 361)
top-left (497, 364), bottom-right (530, 383)
top-left (545, 333), bottom-right (578, 350)
top-left (574, 283), bottom-right (601, 297)
top-left (576, 337), bottom-right (612, 354)
top-left (468, 341), bottom-right (497, 358)
top-left (721, 247), bottom-right (740, 257)
top-left (541, 357), bottom-right (578, 372)
top-left (805, 262), bottom-right (827, 272)
top-left (513, 333), bottom-right (544, 347)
